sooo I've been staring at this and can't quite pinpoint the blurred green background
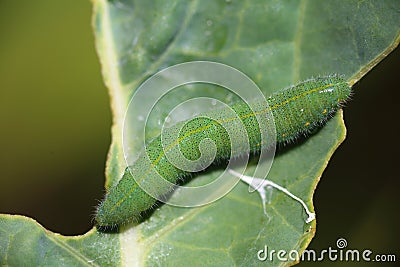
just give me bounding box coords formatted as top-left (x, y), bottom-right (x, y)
top-left (0, 0), bottom-right (110, 234)
top-left (0, 0), bottom-right (398, 265)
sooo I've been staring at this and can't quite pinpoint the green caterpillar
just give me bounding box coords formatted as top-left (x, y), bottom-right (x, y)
top-left (95, 75), bottom-right (351, 229)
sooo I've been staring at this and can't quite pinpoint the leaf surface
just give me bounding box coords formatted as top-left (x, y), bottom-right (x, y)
top-left (1, 1), bottom-right (399, 266)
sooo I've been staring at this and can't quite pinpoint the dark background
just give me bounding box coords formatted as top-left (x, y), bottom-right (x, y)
top-left (0, 1), bottom-right (398, 266)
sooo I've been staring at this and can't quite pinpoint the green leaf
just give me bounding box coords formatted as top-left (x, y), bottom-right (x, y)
top-left (1, 0), bottom-right (399, 266)
top-left (0, 214), bottom-right (119, 266)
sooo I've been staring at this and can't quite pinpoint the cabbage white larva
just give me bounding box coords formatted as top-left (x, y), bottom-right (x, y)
top-left (95, 75), bottom-right (351, 229)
